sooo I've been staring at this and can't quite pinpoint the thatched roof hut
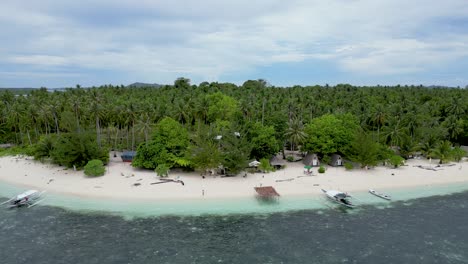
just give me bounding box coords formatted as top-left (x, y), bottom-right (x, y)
top-left (303, 153), bottom-right (320, 167)
top-left (254, 186), bottom-right (280, 197)
top-left (269, 155), bottom-right (285, 168)
top-left (329, 154), bottom-right (343, 167)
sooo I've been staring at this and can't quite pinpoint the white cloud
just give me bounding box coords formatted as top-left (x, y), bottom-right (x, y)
top-left (0, 0), bottom-right (468, 85)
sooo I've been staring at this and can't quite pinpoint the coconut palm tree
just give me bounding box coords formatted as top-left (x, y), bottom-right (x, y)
top-left (434, 140), bottom-right (452, 164)
top-left (284, 117), bottom-right (308, 152)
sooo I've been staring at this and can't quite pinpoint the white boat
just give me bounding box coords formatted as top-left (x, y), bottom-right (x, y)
top-left (1, 190), bottom-right (46, 208)
top-left (369, 189), bottom-right (391, 200)
top-left (321, 189), bottom-right (355, 208)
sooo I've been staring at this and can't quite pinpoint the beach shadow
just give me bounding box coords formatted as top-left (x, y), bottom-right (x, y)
top-left (255, 196), bottom-right (280, 205)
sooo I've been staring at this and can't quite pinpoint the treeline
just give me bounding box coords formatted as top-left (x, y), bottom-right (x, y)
top-left (1, 79), bottom-right (467, 173)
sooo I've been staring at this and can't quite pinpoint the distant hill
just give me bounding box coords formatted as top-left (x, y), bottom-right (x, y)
top-left (127, 82), bottom-right (163, 88)
top-left (0, 88), bottom-right (37, 94)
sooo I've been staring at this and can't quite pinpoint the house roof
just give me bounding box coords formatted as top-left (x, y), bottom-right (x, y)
top-left (303, 153), bottom-right (319, 166)
top-left (269, 156), bottom-right (285, 166)
top-left (330, 154), bottom-right (342, 163)
top-left (254, 186), bottom-right (280, 197)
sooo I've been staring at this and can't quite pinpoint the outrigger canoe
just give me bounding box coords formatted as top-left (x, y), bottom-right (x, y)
top-left (321, 189), bottom-right (356, 208)
top-left (369, 189), bottom-right (391, 200)
top-left (1, 190), bottom-right (46, 208)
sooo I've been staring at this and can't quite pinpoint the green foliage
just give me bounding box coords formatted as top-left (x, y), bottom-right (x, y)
top-left (3, 79), bottom-right (468, 173)
top-left (33, 135), bottom-right (56, 160)
top-left (206, 92), bottom-right (239, 123)
top-left (303, 114), bottom-right (359, 155)
top-left (132, 140), bottom-right (167, 169)
top-left (49, 133), bottom-right (109, 168)
top-left (258, 158), bottom-right (274, 173)
top-left (220, 127), bottom-right (251, 174)
top-left (0, 145), bottom-right (34, 157)
top-left (152, 117), bottom-right (189, 156)
top-left (174, 77), bottom-right (191, 89)
top-left (247, 122), bottom-right (279, 160)
top-left (286, 156), bottom-right (294, 162)
top-left (155, 163), bottom-right (171, 177)
top-left (434, 140), bottom-right (452, 164)
top-left (346, 131), bottom-right (382, 168)
top-left (321, 155), bottom-right (331, 165)
top-left (133, 117), bottom-right (189, 169)
top-left (84, 159), bottom-right (105, 177)
top-left (388, 155), bottom-right (405, 168)
top-left (187, 123), bottom-right (222, 174)
top-left (398, 135), bottom-right (417, 159)
top-left (451, 146), bottom-right (466, 162)
top-left (318, 166), bottom-right (326, 173)
top-left (284, 118), bottom-right (307, 151)
top-left (344, 162), bottom-right (354, 170)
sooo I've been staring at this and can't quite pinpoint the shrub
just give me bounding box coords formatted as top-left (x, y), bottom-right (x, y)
top-left (318, 166), bottom-right (326, 173)
top-left (84, 159), bottom-right (105, 177)
top-left (259, 158), bottom-right (274, 173)
top-left (321, 155), bottom-right (331, 165)
top-left (344, 162), bottom-right (353, 170)
top-left (50, 132), bottom-right (109, 168)
top-left (155, 163), bottom-right (171, 177)
top-left (0, 145), bottom-right (34, 157)
top-left (286, 155), bottom-right (294, 162)
top-left (451, 147), bottom-right (466, 162)
top-left (388, 155), bottom-right (405, 168)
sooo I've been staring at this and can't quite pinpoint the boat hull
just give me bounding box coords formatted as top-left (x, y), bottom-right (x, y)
top-left (369, 189), bottom-right (391, 200)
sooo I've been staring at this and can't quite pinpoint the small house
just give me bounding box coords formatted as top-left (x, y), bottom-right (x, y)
top-left (329, 154), bottom-right (343, 167)
top-left (303, 153), bottom-right (320, 167)
top-left (121, 151), bottom-right (137, 162)
top-left (269, 155), bottom-right (285, 169)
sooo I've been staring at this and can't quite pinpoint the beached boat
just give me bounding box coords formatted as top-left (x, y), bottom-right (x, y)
top-left (369, 189), bottom-right (391, 200)
top-left (1, 190), bottom-right (46, 208)
top-left (321, 189), bottom-right (355, 208)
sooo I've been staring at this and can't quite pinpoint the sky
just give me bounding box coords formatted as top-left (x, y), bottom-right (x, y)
top-left (1, 0), bottom-right (468, 88)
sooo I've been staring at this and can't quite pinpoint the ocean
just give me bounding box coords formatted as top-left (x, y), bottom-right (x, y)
top-left (1, 185), bottom-right (468, 263)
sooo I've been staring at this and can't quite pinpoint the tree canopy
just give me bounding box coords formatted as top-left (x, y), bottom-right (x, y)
top-left (303, 114), bottom-right (359, 155)
top-left (2, 80), bottom-right (468, 173)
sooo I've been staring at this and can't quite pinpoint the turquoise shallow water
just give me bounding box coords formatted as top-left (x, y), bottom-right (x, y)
top-left (1, 186), bottom-right (468, 263)
top-left (2, 180), bottom-right (468, 217)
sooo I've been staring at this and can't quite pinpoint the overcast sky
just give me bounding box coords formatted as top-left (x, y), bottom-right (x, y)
top-left (1, 1), bottom-right (467, 88)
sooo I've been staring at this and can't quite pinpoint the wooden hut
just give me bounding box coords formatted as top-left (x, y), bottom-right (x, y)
top-left (329, 154), bottom-right (343, 167)
top-left (303, 153), bottom-right (320, 167)
top-left (254, 186), bottom-right (280, 198)
top-left (269, 155), bottom-right (285, 169)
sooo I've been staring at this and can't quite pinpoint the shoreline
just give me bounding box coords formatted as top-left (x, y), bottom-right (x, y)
top-left (0, 153), bottom-right (467, 205)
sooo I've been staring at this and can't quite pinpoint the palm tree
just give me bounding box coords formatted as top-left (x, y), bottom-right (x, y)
top-left (434, 140), bottom-right (452, 164)
top-left (382, 118), bottom-right (405, 147)
top-left (446, 97), bottom-right (465, 118)
top-left (371, 105), bottom-right (386, 141)
top-left (89, 89), bottom-right (104, 148)
top-left (443, 115), bottom-right (463, 142)
top-left (284, 118), bottom-right (308, 152)
top-left (135, 112), bottom-right (153, 145)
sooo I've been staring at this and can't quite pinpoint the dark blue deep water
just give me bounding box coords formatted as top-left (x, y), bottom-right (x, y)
top-left (1, 192), bottom-right (468, 264)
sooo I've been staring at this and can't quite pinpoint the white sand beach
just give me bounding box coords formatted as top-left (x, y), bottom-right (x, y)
top-left (0, 153), bottom-right (467, 201)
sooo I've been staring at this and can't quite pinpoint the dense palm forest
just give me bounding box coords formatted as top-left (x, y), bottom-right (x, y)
top-left (1, 79), bottom-right (467, 174)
